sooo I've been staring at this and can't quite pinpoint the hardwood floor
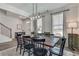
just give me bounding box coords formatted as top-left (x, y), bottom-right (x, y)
top-left (0, 39), bottom-right (16, 51)
top-left (0, 37), bottom-right (79, 56)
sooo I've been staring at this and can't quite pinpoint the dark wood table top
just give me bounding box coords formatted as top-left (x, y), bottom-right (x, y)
top-left (22, 35), bottom-right (59, 48)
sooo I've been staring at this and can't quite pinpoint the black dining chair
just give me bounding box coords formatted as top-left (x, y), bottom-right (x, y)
top-left (15, 32), bottom-right (25, 38)
top-left (16, 33), bottom-right (23, 54)
top-left (22, 36), bottom-right (34, 56)
top-left (49, 37), bottom-right (66, 56)
top-left (32, 38), bottom-right (48, 56)
top-left (15, 32), bottom-right (25, 54)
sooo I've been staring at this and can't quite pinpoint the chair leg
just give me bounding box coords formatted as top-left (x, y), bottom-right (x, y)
top-left (22, 48), bottom-right (25, 56)
top-left (20, 44), bottom-right (22, 54)
top-left (28, 49), bottom-right (31, 56)
top-left (49, 51), bottom-right (52, 56)
top-left (16, 45), bottom-right (19, 51)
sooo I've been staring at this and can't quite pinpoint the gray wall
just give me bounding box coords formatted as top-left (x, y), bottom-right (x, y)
top-left (0, 10), bottom-right (23, 38)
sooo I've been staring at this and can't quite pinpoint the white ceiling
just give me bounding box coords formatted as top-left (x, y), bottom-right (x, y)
top-left (7, 3), bottom-right (68, 16)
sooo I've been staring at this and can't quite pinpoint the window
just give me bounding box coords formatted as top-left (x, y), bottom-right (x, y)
top-left (52, 12), bottom-right (63, 36)
top-left (37, 18), bottom-right (42, 33)
top-left (31, 17), bottom-right (34, 32)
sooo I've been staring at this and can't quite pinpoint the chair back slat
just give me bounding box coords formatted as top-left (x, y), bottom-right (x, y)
top-left (15, 32), bottom-right (25, 45)
top-left (23, 36), bottom-right (31, 45)
top-left (32, 38), bottom-right (45, 48)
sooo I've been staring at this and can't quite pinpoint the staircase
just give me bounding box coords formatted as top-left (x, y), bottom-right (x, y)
top-left (0, 22), bottom-right (12, 43)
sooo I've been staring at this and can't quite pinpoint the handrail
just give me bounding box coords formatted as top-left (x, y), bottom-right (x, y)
top-left (0, 23), bottom-right (11, 30)
top-left (0, 22), bottom-right (12, 38)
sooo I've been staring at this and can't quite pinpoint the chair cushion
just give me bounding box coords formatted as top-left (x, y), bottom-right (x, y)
top-left (24, 44), bottom-right (34, 49)
top-left (33, 48), bottom-right (47, 56)
top-left (51, 47), bottom-right (60, 54)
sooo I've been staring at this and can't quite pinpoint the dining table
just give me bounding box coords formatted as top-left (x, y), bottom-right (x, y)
top-left (22, 34), bottom-right (61, 56)
top-left (22, 35), bottom-right (58, 48)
